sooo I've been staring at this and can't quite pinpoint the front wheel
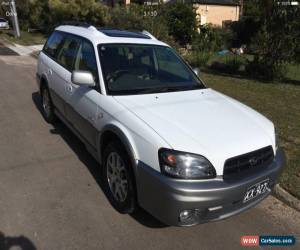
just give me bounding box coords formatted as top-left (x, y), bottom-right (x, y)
top-left (103, 141), bottom-right (136, 214)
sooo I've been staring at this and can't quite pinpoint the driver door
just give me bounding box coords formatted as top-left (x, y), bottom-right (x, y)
top-left (65, 38), bottom-right (101, 150)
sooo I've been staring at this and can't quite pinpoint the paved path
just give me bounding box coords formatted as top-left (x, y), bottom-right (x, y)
top-left (0, 55), bottom-right (299, 250)
top-left (0, 40), bottom-right (43, 56)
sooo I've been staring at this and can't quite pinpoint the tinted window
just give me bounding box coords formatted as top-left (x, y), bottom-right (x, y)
top-left (156, 48), bottom-right (190, 79)
top-left (99, 44), bottom-right (204, 95)
top-left (74, 40), bottom-right (98, 82)
top-left (43, 32), bottom-right (64, 59)
top-left (56, 35), bottom-right (80, 71)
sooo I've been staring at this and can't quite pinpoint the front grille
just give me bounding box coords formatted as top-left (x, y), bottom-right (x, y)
top-left (223, 146), bottom-right (274, 179)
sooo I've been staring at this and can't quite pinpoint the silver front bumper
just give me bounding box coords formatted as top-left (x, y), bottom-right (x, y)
top-left (136, 148), bottom-right (285, 226)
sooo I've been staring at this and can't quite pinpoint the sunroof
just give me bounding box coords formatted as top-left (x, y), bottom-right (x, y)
top-left (99, 29), bottom-right (150, 39)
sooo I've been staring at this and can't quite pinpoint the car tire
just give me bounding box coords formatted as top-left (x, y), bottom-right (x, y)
top-left (41, 85), bottom-right (57, 124)
top-left (102, 141), bottom-right (136, 214)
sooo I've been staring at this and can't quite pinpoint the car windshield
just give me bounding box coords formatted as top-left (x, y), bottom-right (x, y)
top-left (98, 44), bottom-right (205, 95)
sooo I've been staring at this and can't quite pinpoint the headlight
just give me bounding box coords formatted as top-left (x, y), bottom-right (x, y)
top-left (158, 149), bottom-right (216, 179)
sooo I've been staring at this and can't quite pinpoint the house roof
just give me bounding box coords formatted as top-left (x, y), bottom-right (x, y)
top-left (192, 0), bottom-right (240, 6)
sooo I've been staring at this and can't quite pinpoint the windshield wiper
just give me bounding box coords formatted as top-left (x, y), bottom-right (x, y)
top-left (136, 85), bottom-right (202, 94)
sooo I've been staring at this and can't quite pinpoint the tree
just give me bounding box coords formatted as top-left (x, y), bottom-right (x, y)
top-left (14, 0), bottom-right (110, 33)
top-left (247, 0), bottom-right (300, 80)
top-left (163, 3), bottom-right (197, 46)
top-left (243, 0), bottom-right (264, 17)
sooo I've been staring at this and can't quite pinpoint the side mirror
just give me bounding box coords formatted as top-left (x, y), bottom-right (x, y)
top-left (193, 67), bottom-right (200, 76)
top-left (71, 71), bottom-right (95, 87)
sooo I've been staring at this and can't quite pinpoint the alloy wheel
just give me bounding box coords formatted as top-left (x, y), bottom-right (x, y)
top-left (106, 152), bottom-right (129, 202)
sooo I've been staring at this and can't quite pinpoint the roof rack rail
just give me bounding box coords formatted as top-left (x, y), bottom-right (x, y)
top-left (61, 21), bottom-right (99, 34)
top-left (61, 21), bottom-right (93, 28)
top-left (98, 28), bottom-right (153, 39)
top-left (141, 30), bottom-right (157, 40)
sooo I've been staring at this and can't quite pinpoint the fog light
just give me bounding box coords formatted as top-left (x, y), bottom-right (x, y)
top-left (179, 209), bottom-right (202, 226)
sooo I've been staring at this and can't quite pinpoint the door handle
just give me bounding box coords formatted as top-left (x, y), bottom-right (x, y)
top-left (48, 69), bottom-right (53, 75)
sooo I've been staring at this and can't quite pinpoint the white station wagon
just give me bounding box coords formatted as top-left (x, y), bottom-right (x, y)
top-left (36, 23), bottom-right (285, 226)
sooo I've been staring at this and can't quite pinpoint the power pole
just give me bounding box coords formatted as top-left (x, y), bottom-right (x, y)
top-left (10, 0), bottom-right (20, 38)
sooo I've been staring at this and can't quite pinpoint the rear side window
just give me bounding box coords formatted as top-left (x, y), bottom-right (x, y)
top-left (43, 32), bottom-right (64, 59)
top-left (56, 35), bottom-right (81, 71)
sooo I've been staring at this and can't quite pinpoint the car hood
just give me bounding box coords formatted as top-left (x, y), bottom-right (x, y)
top-left (113, 88), bottom-right (275, 175)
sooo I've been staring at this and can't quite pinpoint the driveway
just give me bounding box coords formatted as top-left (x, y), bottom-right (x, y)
top-left (0, 55), bottom-right (299, 250)
top-left (0, 42), bottom-right (18, 56)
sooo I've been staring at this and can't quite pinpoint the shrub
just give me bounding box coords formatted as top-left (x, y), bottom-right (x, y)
top-left (106, 4), bottom-right (179, 49)
top-left (15, 0), bottom-right (31, 30)
top-left (192, 24), bottom-right (233, 53)
top-left (15, 0), bottom-right (110, 33)
top-left (224, 56), bottom-right (243, 73)
top-left (46, 0), bottom-right (109, 33)
top-left (184, 25), bottom-right (234, 69)
top-left (246, 1), bottom-right (299, 80)
top-left (230, 17), bottom-right (261, 47)
top-left (184, 50), bottom-right (212, 68)
top-left (245, 57), bottom-right (287, 81)
top-left (14, 1), bottom-right (180, 49)
top-left (210, 55), bottom-right (244, 74)
top-left (162, 3), bottom-right (197, 46)
top-left (107, 4), bottom-right (146, 30)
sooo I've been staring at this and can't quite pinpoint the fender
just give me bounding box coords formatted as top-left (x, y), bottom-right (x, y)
top-left (39, 73), bottom-right (50, 91)
top-left (98, 123), bottom-right (138, 173)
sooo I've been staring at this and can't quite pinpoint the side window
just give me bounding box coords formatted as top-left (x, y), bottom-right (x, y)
top-left (74, 40), bottom-right (98, 82)
top-left (56, 35), bottom-right (81, 71)
top-left (43, 32), bottom-right (64, 59)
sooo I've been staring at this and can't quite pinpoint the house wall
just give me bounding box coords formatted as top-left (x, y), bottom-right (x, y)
top-left (194, 4), bottom-right (240, 26)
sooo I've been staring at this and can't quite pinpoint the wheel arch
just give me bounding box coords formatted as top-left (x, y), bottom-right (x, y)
top-left (99, 124), bottom-right (139, 200)
top-left (98, 124), bottom-right (138, 172)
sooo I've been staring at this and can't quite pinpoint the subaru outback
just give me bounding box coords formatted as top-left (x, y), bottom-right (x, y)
top-left (36, 24), bottom-right (285, 226)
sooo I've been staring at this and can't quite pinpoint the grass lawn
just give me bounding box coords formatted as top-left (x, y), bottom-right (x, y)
top-left (201, 72), bottom-right (300, 199)
top-left (0, 30), bottom-right (46, 46)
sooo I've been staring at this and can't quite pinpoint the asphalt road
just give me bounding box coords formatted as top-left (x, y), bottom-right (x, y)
top-left (0, 54), bottom-right (299, 250)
